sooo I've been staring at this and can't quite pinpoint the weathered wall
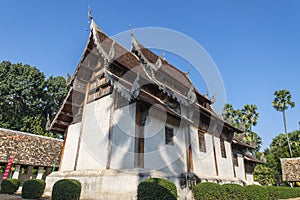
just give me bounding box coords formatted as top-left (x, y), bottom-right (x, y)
top-left (214, 137), bottom-right (235, 178)
top-left (0, 128), bottom-right (63, 167)
top-left (110, 103), bottom-right (136, 169)
top-left (76, 95), bottom-right (113, 170)
top-left (60, 123), bottom-right (81, 171)
top-left (191, 128), bottom-right (217, 177)
top-left (234, 154), bottom-right (246, 180)
top-left (144, 108), bottom-right (186, 173)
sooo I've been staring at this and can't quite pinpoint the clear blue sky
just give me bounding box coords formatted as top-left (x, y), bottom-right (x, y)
top-left (1, 1), bottom-right (299, 149)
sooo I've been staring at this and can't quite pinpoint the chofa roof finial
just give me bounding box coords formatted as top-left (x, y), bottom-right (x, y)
top-left (129, 24), bottom-right (134, 37)
top-left (88, 5), bottom-right (93, 20)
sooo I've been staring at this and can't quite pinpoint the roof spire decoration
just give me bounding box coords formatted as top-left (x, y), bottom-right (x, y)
top-left (129, 24), bottom-right (134, 37)
top-left (187, 86), bottom-right (196, 104)
top-left (210, 94), bottom-right (216, 104)
top-left (185, 66), bottom-right (190, 76)
top-left (205, 91), bottom-right (209, 98)
top-left (131, 73), bottom-right (140, 99)
top-left (88, 5), bottom-right (93, 20)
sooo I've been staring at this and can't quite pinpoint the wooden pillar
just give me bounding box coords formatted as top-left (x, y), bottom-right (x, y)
top-left (212, 135), bottom-right (219, 176)
top-left (134, 101), bottom-right (144, 168)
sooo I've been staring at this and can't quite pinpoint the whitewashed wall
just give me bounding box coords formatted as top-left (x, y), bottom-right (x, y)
top-left (214, 137), bottom-right (235, 178)
top-left (191, 127), bottom-right (217, 177)
top-left (76, 95), bottom-right (113, 170)
top-left (110, 103), bottom-right (136, 169)
top-left (60, 122), bottom-right (81, 171)
top-left (246, 173), bottom-right (254, 183)
top-left (144, 108), bottom-right (186, 173)
top-left (234, 154), bottom-right (246, 180)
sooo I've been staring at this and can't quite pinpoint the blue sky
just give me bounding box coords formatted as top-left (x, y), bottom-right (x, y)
top-left (0, 1), bottom-right (299, 149)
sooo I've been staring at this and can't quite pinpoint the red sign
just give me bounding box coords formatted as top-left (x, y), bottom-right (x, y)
top-left (2, 155), bottom-right (14, 180)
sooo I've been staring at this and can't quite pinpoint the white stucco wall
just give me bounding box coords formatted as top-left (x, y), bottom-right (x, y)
top-left (76, 95), bottom-right (113, 170)
top-left (60, 122), bottom-right (81, 171)
top-left (110, 103), bottom-right (136, 169)
top-left (144, 108), bottom-right (186, 173)
top-left (214, 137), bottom-right (235, 178)
top-left (246, 173), bottom-right (254, 183)
top-left (234, 154), bottom-right (246, 180)
top-left (191, 128), bottom-right (217, 177)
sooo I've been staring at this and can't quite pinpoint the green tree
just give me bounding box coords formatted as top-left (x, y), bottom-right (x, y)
top-left (254, 131), bottom-right (300, 185)
top-left (0, 61), bottom-right (68, 136)
top-left (272, 89), bottom-right (295, 157)
top-left (222, 103), bottom-right (261, 153)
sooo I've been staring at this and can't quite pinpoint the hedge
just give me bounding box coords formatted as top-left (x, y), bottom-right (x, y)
top-left (244, 185), bottom-right (268, 200)
top-left (193, 182), bottom-right (223, 200)
top-left (22, 179), bottom-right (46, 199)
top-left (137, 178), bottom-right (177, 200)
top-left (52, 179), bottom-right (81, 200)
top-left (193, 182), bottom-right (300, 200)
top-left (222, 184), bottom-right (246, 200)
top-left (0, 178), bottom-right (20, 194)
top-left (264, 186), bottom-right (279, 200)
top-left (277, 186), bottom-right (300, 199)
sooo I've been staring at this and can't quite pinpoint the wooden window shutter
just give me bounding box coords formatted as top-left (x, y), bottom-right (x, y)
top-left (165, 126), bottom-right (174, 146)
top-left (198, 130), bottom-right (206, 152)
top-left (220, 138), bottom-right (227, 158)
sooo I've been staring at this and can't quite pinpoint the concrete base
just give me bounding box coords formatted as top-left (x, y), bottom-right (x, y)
top-left (45, 169), bottom-right (247, 200)
top-left (45, 169), bottom-right (192, 200)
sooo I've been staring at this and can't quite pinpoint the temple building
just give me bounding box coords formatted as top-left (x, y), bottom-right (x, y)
top-left (45, 17), bottom-right (262, 199)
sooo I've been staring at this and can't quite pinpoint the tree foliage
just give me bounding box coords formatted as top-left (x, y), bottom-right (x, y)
top-left (272, 89), bottom-right (295, 157)
top-left (0, 61), bottom-right (68, 136)
top-left (222, 103), bottom-right (262, 153)
top-left (254, 130), bottom-right (300, 185)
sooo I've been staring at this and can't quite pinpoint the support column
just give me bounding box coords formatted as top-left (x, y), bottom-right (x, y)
top-left (27, 165), bottom-right (34, 179)
top-left (12, 164), bottom-right (21, 179)
top-left (36, 167), bottom-right (44, 179)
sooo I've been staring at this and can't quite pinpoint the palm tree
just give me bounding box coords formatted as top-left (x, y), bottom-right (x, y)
top-left (272, 89), bottom-right (295, 157)
top-left (241, 104), bottom-right (259, 133)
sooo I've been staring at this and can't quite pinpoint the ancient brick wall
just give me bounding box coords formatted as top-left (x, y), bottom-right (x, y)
top-left (281, 157), bottom-right (300, 181)
top-left (0, 128), bottom-right (63, 167)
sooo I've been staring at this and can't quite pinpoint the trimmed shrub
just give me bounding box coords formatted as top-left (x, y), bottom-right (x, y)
top-left (0, 178), bottom-right (20, 194)
top-left (22, 179), bottom-right (46, 199)
top-left (193, 182), bottom-right (223, 200)
top-left (52, 179), bottom-right (81, 200)
top-left (222, 183), bottom-right (246, 200)
top-left (244, 185), bottom-right (268, 200)
top-left (137, 178), bottom-right (177, 200)
top-left (264, 186), bottom-right (279, 200)
top-left (277, 186), bottom-right (300, 199)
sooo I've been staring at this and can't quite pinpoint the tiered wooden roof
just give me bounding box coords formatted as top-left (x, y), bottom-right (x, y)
top-left (50, 19), bottom-right (242, 139)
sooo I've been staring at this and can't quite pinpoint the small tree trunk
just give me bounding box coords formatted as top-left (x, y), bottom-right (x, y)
top-left (283, 109), bottom-right (293, 157)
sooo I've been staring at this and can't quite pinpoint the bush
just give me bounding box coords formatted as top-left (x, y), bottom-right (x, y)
top-left (277, 186), bottom-right (300, 199)
top-left (0, 178), bottom-right (20, 194)
top-left (22, 179), bottom-right (46, 199)
top-left (193, 182), bottom-right (223, 200)
top-left (137, 178), bottom-right (177, 200)
top-left (222, 184), bottom-right (246, 200)
top-left (52, 179), bottom-right (81, 200)
top-left (244, 185), bottom-right (268, 200)
top-left (264, 186), bottom-right (279, 200)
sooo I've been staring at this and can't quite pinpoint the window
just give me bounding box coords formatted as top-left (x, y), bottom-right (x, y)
top-left (198, 130), bottom-right (206, 152)
top-left (165, 126), bottom-right (174, 146)
top-left (220, 138), bottom-right (226, 158)
top-left (233, 153), bottom-right (238, 167)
